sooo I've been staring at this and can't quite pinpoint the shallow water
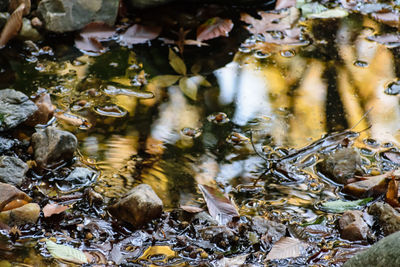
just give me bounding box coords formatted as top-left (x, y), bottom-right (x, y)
top-left (2, 4), bottom-right (400, 266)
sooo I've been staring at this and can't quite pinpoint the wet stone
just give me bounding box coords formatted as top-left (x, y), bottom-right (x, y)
top-left (0, 89), bottom-right (38, 131)
top-left (0, 136), bottom-right (16, 154)
top-left (339, 210), bottom-right (370, 241)
top-left (368, 201), bottom-right (400, 235)
top-left (108, 184), bottom-right (163, 227)
top-left (64, 167), bottom-right (97, 187)
top-left (0, 156), bottom-right (28, 186)
top-left (0, 203), bottom-right (40, 226)
top-left (37, 0), bottom-right (119, 33)
top-left (318, 147), bottom-right (363, 184)
top-left (252, 216), bottom-right (286, 243)
top-left (31, 127), bottom-right (78, 168)
top-left (343, 231), bottom-right (400, 267)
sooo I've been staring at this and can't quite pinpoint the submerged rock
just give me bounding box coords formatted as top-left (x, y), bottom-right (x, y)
top-left (31, 127), bottom-right (77, 168)
top-left (0, 89), bottom-right (38, 131)
top-left (0, 156), bottom-right (28, 186)
top-left (0, 203), bottom-right (40, 226)
top-left (37, 0), bottom-right (119, 32)
top-left (57, 167), bottom-right (97, 191)
top-left (252, 216), bottom-right (287, 243)
top-left (343, 231), bottom-right (400, 267)
top-left (339, 210), bottom-right (370, 241)
top-left (109, 184), bottom-right (163, 227)
top-left (318, 147), bottom-right (363, 184)
top-left (368, 201), bottom-right (400, 235)
top-left (0, 136), bottom-right (16, 154)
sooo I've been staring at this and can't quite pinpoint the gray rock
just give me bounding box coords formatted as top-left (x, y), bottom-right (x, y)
top-left (0, 89), bottom-right (38, 131)
top-left (0, 156), bottom-right (28, 186)
top-left (193, 211), bottom-right (218, 226)
top-left (0, 203), bottom-right (40, 226)
top-left (343, 231), bottom-right (400, 267)
top-left (65, 167), bottom-right (96, 185)
top-left (31, 127), bottom-right (78, 168)
top-left (0, 136), bottom-right (16, 154)
top-left (318, 147), bottom-right (363, 184)
top-left (368, 201), bottom-right (400, 235)
top-left (252, 216), bottom-right (287, 243)
top-left (37, 0), bottom-right (119, 33)
top-left (109, 184), bottom-right (163, 227)
top-left (339, 210), bottom-right (370, 241)
top-left (19, 18), bottom-right (41, 41)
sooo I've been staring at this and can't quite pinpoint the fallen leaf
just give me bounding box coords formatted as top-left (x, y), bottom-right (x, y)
top-left (306, 7), bottom-right (348, 19)
top-left (180, 205), bottom-right (204, 213)
top-left (9, 0), bottom-right (30, 15)
top-left (0, 3), bottom-right (25, 48)
top-left (45, 239), bottom-right (88, 264)
top-left (119, 24), bottom-right (161, 46)
top-left (381, 151), bottom-right (400, 165)
top-left (266, 237), bottom-right (309, 260)
top-left (196, 17), bottom-right (233, 42)
top-left (43, 203), bottom-right (68, 217)
top-left (321, 198), bottom-right (373, 213)
top-left (75, 22), bottom-right (116, 53)
top-left (179, 76), bottom-right (198, 100)
top-left (275, 0), bottom-right (296, 9)
top-left (26, 93), bottom-right (54, 126)
top-left (54, 111), bottom-right (92, 129)
top-left (169, 48), bottom-right (187, 75)
top-left (386, 176), bottom-right (400, 207)
top-left (198, 184), bottom-right (239, 225)
top-left (367, 33), bottom-right (400, 48)
top-left (150, 75), bottom-right (181, 88)
top-left (371, 12), bottom-right (399, 28)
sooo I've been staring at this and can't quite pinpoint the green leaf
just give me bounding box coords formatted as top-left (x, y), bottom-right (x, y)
top-left (45, 240), bottom-right (88, 264)
top-left (296, 0), bottom-right (348, 19)
top-left (297, 2), bottom-right (327, 17)
top-left (151, 75), bottom-right (181, 87)
top-left (168, 48), bottom-right (187, 75)
top-left (179, 76), bottom-right (198, 100)
top-left (321, 198), bottom-right (373, 213)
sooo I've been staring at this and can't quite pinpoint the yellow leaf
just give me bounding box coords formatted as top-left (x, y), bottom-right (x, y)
top-left (168, 48), bottom-right (187, 75)
top-left (151, 75), bottom-right (181, 87)
top-left (179, 77), bottom-right (198, 100)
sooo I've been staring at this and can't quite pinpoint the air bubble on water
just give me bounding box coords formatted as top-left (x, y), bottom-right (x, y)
top-left (353, 60), bottom-right (368, 68)
top-left (254, 50), bottom-right (271, 59)
top-left (280, 50), bottom-right (296, 58)
top-left (384, 80), bottom-right (400, 95)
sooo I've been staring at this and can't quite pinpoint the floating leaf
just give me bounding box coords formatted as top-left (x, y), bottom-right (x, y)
top-left (119, 24), bottom-right (161, 46)
top-left (321, 198), bottom-right (373, 213)
top-left (371, 12), bottom-right (399, 28)
top-left (43, 203), bottom-right (68, 217)
top-left (75, 22), bottom-right (116, 53)
top-left (150, 75), bottom-right (181, 88)
top-left (196, 17), bottom-right (233, 42)
top-left (54, 111), bottom-right (91, 129)
top-left (168, 48), bottom-right (187, 75)
top-left (367, 34), bottom-right (400, 48)
top-left (198, 184), bottom-right (239, 225)
top-left (180, 205), bottom-right (204, 213)
top-left (179, 76), bottom-right (198, 100)
top-left (0, 3), bottom-right (25, 48)
top-left (266, 237), bottom-right (309, 260)
top-left (103, 84), bottom-right (154, 98)
top-left (45, 240), bottom-right (88, 264)
top-left (307, 7), bottom-right (348, 19)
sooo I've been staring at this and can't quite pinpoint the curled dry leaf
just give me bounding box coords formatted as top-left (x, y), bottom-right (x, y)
top-left (168, 48), bottom-right (187, 75)
top-left (196, 17), bottom-right (233, 42)
top-left (386, 176), bottom-right (400, 208)
top-left (43, 203), bottom-right (69, 217)
top-left (198, 184), bottom-right (239, 225)
top-left (180, 205), bottom-right (204, 213)
top-left (119, 24), bottom-right (161, 46)
top-left (9, 0), bottom-right (30, 15)
top-left (0, 3), bottom-right (25, 48)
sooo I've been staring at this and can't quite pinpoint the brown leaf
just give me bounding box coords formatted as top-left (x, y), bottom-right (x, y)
top-left (119, 24), bottom-right (161, 46)
top-left (266, 237), bottom-right (309, 260)
top-left (371, 12), bottom-right (399, 29)
top-left (386, 176), bottom-right (400, 207)
top-left (367, 33), bottom-right (400, 48)
top-left (196, 17), bottom-right (233, 42)
top-left (275, 0), bottom-right (296, 10)
top-left (343, 173), bottom-right (389, 197)
top-left (75, 22), bottom-right (116, 53)
top-left (43, 203), bottom-right (68, 217)
top-left (180, 205), bottom-right (204, 213)
top-left (9, 0), bottom-right (30, 15)
top-left (0, 3), bottom-right (25, 48)
top-left (26, 93), bottom-right (55, 126)
top-left (198, 184), bottom-right (239, 225)
top-left (54, 111), bottom-right (92, 129)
